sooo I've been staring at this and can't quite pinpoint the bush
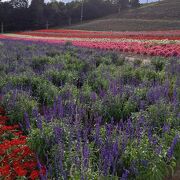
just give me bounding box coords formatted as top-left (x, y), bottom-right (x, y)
top-left (31, 56), bottom-right (52, 71)
top-left (64, 41), bottom-right (72, 47)
top-left (147, 102), bottom-right (174, 127)
top-left (45, 69), bottom-right (78, 87)
top-left (31, 77), bottom-right (60, 105)
top-left (5, 76), bottom-right (59, 105)
top-left (46, 51), bottom-right (61, 57)
top-left (2, 90), bottom-right (38, 125)
top-left (27, 122), bottom-right (54, 160)
top-left (0, 76), bottom-right (7, 92)
top-left (151, 57), bottom-right (166, 71)
top-left (87, 64), bottom-right (113, 92)
top-left (102, 94), bottom-right (138, 122)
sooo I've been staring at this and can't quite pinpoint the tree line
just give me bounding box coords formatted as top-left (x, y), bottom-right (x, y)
top-left (0, 0), bottom-right (140, 32)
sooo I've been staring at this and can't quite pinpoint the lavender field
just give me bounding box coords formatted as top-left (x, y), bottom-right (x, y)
top-left (0, 39), bottom-right (180, 179)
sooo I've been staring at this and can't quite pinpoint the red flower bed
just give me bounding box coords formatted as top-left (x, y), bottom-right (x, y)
top-left (0, 107), bottom-right (46, 179)
top-left (34, 29), bottom-right (180, 36)
top-left (73, 41), bottom-right (180, 57)
top-left (17, 31), bottom-right (180, 40)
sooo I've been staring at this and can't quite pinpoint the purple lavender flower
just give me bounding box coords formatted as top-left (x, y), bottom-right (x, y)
top-left (90, 91), bottom-right (97, 101)
top-left (57, 96), bottom-right (64, 118)
top-left (121, 134), bottom-right (127, 152)
top-left (99, 88), bottom-right (105, 98)
top-left (155, 145), bottom-right (162, 155)
top-left (139, 100), bottom-right (146, 110)
top-left (33, 108), bottom-right (43, 130)
top-left (24, 112), bottom-right (31, 130)
top-left (141, 160), bottom-right (148, 167)
top-left (105, 123), bottom-right (112, 138)
top-left (36, 155), bottom-right (45, 180)
top-left (148, 129), bottom-right (152, 142)
top-left (18, 122), bottom-right (23, 130)
top-left (83, 142), bottom-right (90, 169)
top-left (167, 135), bottom-right (180, 159)
top-left (126, 119), bottom-right (133, 138)
top-left (173, 88), bottom-right (178, 104)
top-left (121, 169), bottom-right (129, 180)
top-left (112, 140), bottom-right (119, 157)
top-left (162, 123), bottom-right (170, 133)
top-left (54, 127), bottom-right (62, 143)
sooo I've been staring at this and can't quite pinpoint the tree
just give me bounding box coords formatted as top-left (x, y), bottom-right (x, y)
top-left (130, 0), bottom-right (140, 8)
top-left (113, 0), bottom-right (129, 14)
top-left (66, 1), bottom-right (81, 25)
top-left (44, 1), bottom-right (66, 27)
top-left (0, 1), bottom-right (13, 28)
top-left (10, 0), bottom-right (28, 9)
top-left (29, 0), bottom-right (45, 27)
top-left (0, 0), bottom-right (138, 32)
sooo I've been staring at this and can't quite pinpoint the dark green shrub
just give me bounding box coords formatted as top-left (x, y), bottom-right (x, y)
top-left (31, 77), bottom-right (60, 105)
top-left (87, 72), bottom-right (109, 92)
top-left (134, 87), bottom-right (148, 100)
top-left (45, 69), bottom-right (78, 87)
top-left (135, 67), bottom-right (162, 82)
top-left (0, 76), bottom-right (7, 92)
top-left (65, 58), bottom-right (87, 72)
top-left (6, 76), bottom-right (60, 105)
top-left (31, 56), bottom-right (52, 70)
top-left (133, 59), bottom-right (143, 67)
top-left (123, 100), bottom-right (138, 119)
top-left (120, 65), bottom-right (135, 83)
top-left (2, 90), bottom-right (38, 125)
top-left (8, 75), bottom-right (31, 87)
top-left (86, 64), bottom-right (118, 92)
top-left (64, 41), bottom-right (72, 47)
top-left (27, 123), bottom-right (54, 159)
top-left (147, 102), bottom-right (174, 127)
top-left (102, 95), bottom-right (137, 122)
top-left (151, 57), bottom-right (166, 71)
top-left (46, 51), bottom-right (61, 57)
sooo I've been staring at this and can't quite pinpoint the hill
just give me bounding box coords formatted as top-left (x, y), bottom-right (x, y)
top-left (67, 0), bottom-right (180, 31)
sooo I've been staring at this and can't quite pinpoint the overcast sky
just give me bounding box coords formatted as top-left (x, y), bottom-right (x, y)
top-left (1, 0), bottom-right (159, 4)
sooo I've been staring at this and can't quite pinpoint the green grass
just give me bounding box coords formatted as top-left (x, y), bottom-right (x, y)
top-left (67, 18), bottom-right (180, 32)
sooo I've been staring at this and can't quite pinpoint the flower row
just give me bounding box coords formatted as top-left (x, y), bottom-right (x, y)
top-left (17, 31), bottom-right (180, 40)
top-left (0, 34), bottom-right (180, 57)
top-left (35, 29), bottom-right (180, 36)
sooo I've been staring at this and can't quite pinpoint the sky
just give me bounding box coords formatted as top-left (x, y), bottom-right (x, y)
top-left (1, 0), bottom-right (159, 4)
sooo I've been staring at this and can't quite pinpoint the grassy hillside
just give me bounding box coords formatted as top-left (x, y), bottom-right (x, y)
top-left (67, 0), bottom-right (180, 31)
top-left (118, 0), bottom-right (180, 20)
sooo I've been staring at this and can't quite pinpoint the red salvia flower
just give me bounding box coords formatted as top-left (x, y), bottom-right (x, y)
top-left (0, 165), bottom-right (11, 176)
top-left (30, 170), bottom-right (39, 180)
top-left (0, 106), bottom-right (45, 179)
top-left (14, 166), bottom-right (27, 176)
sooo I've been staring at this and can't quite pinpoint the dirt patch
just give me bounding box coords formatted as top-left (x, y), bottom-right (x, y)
top-left (124, 55), bottom-right (151, 64)
top-left (172, 166), bottom-right (180, 180)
